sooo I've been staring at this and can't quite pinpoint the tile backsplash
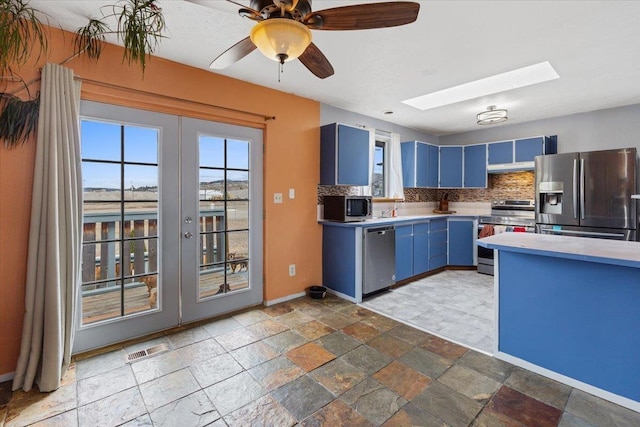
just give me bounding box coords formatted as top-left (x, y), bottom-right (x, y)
top-left (318, 171), bottom-right (534, 205)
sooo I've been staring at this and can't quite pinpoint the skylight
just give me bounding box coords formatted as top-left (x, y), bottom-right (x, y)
top-left (402, 61), bottom-right (559, 111)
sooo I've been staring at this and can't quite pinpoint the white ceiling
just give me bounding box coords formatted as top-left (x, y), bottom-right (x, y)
top-left (32, 0), bottom-right (640, 136)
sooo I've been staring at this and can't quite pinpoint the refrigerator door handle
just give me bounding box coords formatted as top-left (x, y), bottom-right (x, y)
top-left (580, 158), bottom-right (585, 220)
top-left (572, 158), bottom-right (578, 219)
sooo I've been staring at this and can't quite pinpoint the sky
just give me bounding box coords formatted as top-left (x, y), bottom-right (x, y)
top-left (81, 119), bottom-right (250, 190)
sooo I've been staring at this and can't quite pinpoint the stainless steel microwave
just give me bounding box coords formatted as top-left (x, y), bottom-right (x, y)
top-left (323, 196), bottom-right (372, 222)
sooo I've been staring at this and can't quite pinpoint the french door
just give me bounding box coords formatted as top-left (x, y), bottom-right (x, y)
top-left (74, 101), bottom-right (262, 353)
top-left (180, 117), bottom-right (263, 323)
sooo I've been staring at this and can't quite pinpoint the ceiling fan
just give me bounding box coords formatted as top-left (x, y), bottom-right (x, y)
top-left (190, 0), bottom-right (420, 79)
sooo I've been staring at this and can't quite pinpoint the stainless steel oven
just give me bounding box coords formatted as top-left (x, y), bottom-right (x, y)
top-left (477, 200), bottom-right (536, 275)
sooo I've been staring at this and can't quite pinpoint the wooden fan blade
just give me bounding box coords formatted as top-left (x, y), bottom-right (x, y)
top-left (304, 2), bottom-right (420, 30)
top-left (210, 37), bottom-right (257, 69)
top-left (299, 43), bottom-right (334, 79)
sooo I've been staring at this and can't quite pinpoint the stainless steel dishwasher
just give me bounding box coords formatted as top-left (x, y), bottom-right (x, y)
top-left (363, 225), bottom-right (396, 296)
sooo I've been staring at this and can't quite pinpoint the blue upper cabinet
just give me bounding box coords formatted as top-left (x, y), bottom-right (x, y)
top-left (401, 141), bottom-right (439, 188)
top-left (487, 136), bottom-right (557, 172)
top-left (515, 136), bottom-right (558, 162)
top-left (463, 144), bottom-right (487, 188)
top-left (488, 141), bottom-right (514, 165)
top-left (439, 146), bottom-right (463, 188)
top-left (427, 144), bottom-right (439, 187)
top-left (320, 123), bottom-right (370, 185)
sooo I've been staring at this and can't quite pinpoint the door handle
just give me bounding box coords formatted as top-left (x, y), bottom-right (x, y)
top-left (184, 231), bottom-right (193, 239)
top-left (580, 158), bottom-right (585, 220)
top-left (573, 158), bottom-right (578, 219)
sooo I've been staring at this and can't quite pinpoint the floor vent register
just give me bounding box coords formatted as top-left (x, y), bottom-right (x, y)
top-left (126, 343), bottom-right (169, 363)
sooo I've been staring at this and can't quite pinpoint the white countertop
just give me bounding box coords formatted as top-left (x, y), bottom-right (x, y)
top-left (320, 213), bottom-right (478, 227)
top-left (478, 232), bottom-right (640, 268)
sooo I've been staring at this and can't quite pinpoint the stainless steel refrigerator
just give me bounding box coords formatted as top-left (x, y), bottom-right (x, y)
top-left (535, 148), bottom-right (637, 240)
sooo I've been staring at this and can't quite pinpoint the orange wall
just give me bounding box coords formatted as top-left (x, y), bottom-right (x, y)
top-left (0, 27), bottom-right (322, 377)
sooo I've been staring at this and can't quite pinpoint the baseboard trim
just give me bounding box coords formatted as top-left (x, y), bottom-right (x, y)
top-left (496, 352), bottom-right (640, 413)
top-left (264, 291), bottom-right (306, 306)
top-left (325, 288), bottom-right (357, 303)
top-left (0, 372), bottom-right (14, 383)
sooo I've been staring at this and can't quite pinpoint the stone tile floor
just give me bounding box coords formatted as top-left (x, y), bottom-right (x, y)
top-left (1, 294), bottom-right (640, 426)
top-left (363, 270), bottom-right (494, 353)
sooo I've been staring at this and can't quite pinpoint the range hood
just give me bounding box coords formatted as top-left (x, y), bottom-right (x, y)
top-left (487, 162), bottom-right (535, 173)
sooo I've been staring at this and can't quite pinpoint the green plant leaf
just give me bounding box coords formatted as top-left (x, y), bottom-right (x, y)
top-left (0, 0), bottom-right (48, 75)
top-left (74, 19), bottom-right (109, 60)
top-left (0, 92), bottom-right (39, 148)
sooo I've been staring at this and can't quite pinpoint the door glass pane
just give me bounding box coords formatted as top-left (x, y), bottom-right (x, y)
top-left (124, 126), bottom-right (159, 163)
top-left (124, 165), bottom-right (158, 200)
top-left (227, 139), bottom-right (249, 169)
top-left (83, 162), bottom-right (122, 201)
top-left (227, 201), bottom-right (248, 231)
top-left (227, 170), bottom-right (249, 200)
top-left (80, 119), bottom-right (160, 326)
top-left (81, 120), bottom-right (121, 161)
top-left (199, 136), bottom-right (225, 168)
top-left (198, 135), bottom-right (251, 299)
top-left (199, 169), bottom-right (224, 201)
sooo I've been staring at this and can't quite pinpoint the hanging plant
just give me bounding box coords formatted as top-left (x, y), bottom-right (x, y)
top-left (0, 0), bottom-right (166, 148)
top-left (0, 92), bottom-right (39, 148)
top-left (74, 0), bottom-right (165, 72)
top-left (0, 0), bottom-right (48, 78)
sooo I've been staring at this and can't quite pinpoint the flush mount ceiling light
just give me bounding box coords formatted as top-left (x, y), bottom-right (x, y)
top-left (477, 106), bottom-right (508, 125)
top-left (402, 61), bottom-right (559, 111)
top-left (250, 18), bottom-right (312, 64)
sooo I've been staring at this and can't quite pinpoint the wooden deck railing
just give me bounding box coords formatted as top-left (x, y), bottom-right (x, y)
top-left (81, 208), bottom-right (225, 293)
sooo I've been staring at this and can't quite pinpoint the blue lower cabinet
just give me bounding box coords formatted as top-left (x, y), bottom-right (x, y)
top-left (395, 225), bottom-right (413, 281)
top-left (429, 219), bottom-right (448, 270)
top-left (413, 222), bottom-right (430, 275)
top-left (322, 225), bottom-right (358, 298)
top-left (448, 219), bottom-right (475, 266)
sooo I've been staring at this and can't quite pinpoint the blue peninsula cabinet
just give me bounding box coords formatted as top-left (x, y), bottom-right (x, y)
top-left (320, 123), bottom-right (371, 186)
top-left (479, 233), bottom-right (640, 411)
top-left (401, 141), bottom-right (439, 188)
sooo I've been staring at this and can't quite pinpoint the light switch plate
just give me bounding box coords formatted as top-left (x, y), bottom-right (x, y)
top-left (289, 188), bottom-right (295, 199)
top-left (274, 193), bottom-right (283, 204)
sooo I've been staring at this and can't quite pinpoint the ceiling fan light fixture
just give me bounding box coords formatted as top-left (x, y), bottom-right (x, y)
top-left (477, 106), bottom-right (508, 125)
top-left (250, 18), bottom-right (312, 64)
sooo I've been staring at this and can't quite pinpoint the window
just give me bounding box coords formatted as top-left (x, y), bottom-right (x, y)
top-left (372, 131), bottom-right (391, 198)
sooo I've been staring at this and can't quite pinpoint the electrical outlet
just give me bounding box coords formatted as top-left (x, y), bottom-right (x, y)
top-left (288, 264), bottom-right (296, 276)
top-left (274, 193), bottom-right (283, 204)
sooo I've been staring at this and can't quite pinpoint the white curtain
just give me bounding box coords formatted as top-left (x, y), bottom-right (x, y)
top-left (358, 128), bottom-right (376, 196)
top-left (386, 132), bottom-right (405, 200)
top-left (13, 64), bottom-right (82, 392)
